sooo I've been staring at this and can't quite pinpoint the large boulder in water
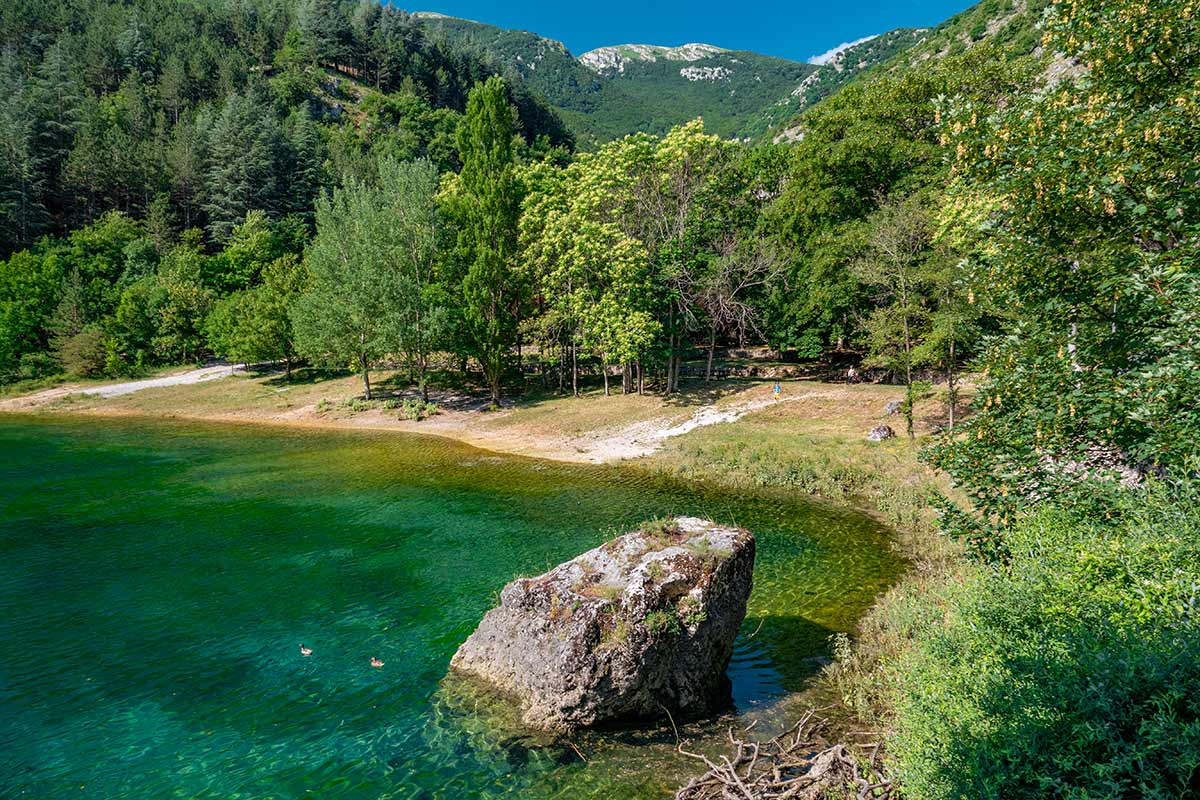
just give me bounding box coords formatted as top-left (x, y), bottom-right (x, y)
top-left (450, 517), bottom-right (755, 732)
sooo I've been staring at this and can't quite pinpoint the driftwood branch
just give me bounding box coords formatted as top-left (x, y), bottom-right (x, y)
top-left (674, 712), bottom-right (895, 800)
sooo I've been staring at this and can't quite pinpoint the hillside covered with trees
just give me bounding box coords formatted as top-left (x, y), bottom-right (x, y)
top-left (415, 13), bottom-right (819, 144)
top-left (2, 0), bottom-right (1199, 794)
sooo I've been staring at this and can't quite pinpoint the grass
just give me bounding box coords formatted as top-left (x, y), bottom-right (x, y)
top-left (638, 517), bottom-right (682, 541)
top-left (676, 595), bottom-right (707, 627)
top-left (640, 385), bottom-right (965, 557)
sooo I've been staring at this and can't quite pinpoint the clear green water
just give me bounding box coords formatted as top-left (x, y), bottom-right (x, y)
top-left (0, 415), bottom-right (903, 799)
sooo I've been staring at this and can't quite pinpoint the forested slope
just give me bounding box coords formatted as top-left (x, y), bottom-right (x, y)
top-left (0, 0), bottom-right (572, 256)
top-left (415, 13), bottom-right (817, 144)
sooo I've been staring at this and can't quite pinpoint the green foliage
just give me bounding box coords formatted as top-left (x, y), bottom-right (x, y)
top-left (398, 399), bottom-right (438, 421)
top-left (763, 48), bottom-right (1035, 357)
top-left (148, 245), bottom-right (213, 363)
top-left (752, 28), bottom-right (929, 138)
top-left (854, 198), bottom-right (944, 437)
top-left (676, 594), bottom-right (707, 627)
top-left (375, 157), bottom-right (450, 400)
top-left (639, 518), bottom-right (682, 541)
top-left (926, 0), bottom-right (1200, 531)
top-left (448, 76), bottom-right (522, 404)
top-left (418, 15), bottom-right (814, 144)
top-left (643, 608), bottom-right (681, 640)
top-left (292, 157), bottom-right (403, 399)
top-left (341, 397), bottom-right (373, 412)
top-left (891, 493), bottom-right (1200, 799)
top-left (0, 0), bottom-right (570, 259)
top-left (0, 248), bottom-right (62, 378)
top-left (57, 326), bottom-right (108, 377)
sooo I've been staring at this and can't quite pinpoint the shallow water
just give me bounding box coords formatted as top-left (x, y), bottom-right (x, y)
top-left (0, 414), bottom-right (903, 798)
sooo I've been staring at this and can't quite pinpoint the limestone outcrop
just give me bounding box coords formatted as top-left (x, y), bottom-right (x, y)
top-left (867, 424), bottom-right (896, 442)
top-left (450, 517), bottom-right (755, 731)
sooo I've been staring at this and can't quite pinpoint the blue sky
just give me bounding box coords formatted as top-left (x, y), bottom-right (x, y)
top-left (408, 0), bottom-right (976, 63)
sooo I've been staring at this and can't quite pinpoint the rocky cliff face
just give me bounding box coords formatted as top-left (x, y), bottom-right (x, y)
top-left (450, 517), bottom-right (755, 731)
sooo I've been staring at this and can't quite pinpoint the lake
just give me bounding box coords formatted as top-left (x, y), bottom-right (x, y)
top-left (0, 414), bottom-right (903, 798)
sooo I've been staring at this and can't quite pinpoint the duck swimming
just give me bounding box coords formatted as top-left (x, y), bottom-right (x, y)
top-left (299, 644), bottom-right (313, 657)
top-left (370, 657), bottom-right (384, 668)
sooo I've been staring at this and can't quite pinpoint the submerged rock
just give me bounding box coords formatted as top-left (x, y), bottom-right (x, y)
top-left (866, 424), bottom-right (896, 442)
top-left (450, 517), bottom-right (755, 731)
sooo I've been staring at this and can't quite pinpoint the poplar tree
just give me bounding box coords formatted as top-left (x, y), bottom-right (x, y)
top-left (452, 76), bottom-right (521, 405)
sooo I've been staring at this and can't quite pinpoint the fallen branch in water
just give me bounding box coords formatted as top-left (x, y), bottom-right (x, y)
top-left (674, 710), bottom-right (895, 800)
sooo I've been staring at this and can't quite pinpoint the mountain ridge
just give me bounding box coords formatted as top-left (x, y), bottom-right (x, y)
top-left (414, 12), bottom-right (816, 143)
top-left (414, 1), bottom-right (1042, 145)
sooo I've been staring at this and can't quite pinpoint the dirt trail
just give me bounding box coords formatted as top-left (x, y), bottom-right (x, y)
top-left (0, 364), bottom-right (243, 409)
top-left (565, 394), bottom-right (815, 463)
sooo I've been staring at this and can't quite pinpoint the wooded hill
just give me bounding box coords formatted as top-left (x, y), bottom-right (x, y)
top-left (414, 13), bottom-right (816, 144)
top-left (413, 0), bottom-right (1048, 144)
top-left (0, 0), bottom-right (574, 255)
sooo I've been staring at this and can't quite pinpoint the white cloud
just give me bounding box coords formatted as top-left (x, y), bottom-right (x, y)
top-left (807, 34), bottom-right (879, 65)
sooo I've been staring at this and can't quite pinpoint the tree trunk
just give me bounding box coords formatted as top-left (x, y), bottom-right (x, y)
top-left (947, 338), bottom-right (956, 432)
top-left (637, 361), bottom-right (644, 395)
top-left (602, 362), bottom-right (609, 396)
top-left (666, 307), bottom-right (677, 395)
top-left (571, 339), bottom-right (578, 397)
top-left (705, 324), bottom-right (717, 381)
top-left (670, 333), bottom-right (682, 393)
top-left (900, 275), bottom-right (914, 439)
top-left (360, 353), bottom-right (372, 401)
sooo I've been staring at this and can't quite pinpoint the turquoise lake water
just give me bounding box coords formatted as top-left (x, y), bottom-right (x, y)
top-left (0, 415), bottom-right (903, 798)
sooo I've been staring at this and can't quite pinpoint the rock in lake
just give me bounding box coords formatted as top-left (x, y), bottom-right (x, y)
top-left (866, 424), bottom-right (896, 442)
top-left (449, 517), bottom-right (755, 731)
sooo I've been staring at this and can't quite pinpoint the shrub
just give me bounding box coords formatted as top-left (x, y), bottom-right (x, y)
top-left (399, 399), bottom-right (438, 421)
top-left (58, 327), bottom-right (109, 378)
top-left (644, 609), bottom-right (681, 639)
top-left (17, 351), bottom-right (58, 380)
top-left (315, 399), bottom-right (333, 413)
top-left (340, 397), bottom-right (373, 412)
top-left (889, 493), bottom-right (1200, 799)
top-left (676, 595), bottom-right (707, 627)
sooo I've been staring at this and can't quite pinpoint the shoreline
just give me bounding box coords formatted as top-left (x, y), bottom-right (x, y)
top-left (0, 369), bottom-right (926, 467)
top-left (0, 371), bottom-right (955, 549)
top-left (3, 403), bottom-right (606, 464)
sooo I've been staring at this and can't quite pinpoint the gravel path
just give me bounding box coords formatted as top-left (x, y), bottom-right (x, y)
top-left (78, 364), bottom-right (243, 398)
